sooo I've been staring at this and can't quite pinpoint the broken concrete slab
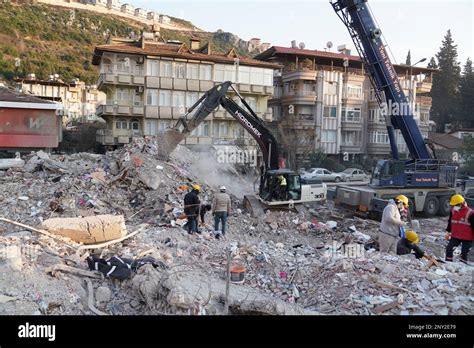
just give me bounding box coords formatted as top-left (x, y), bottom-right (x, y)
top-left (138, 170), bottom-right (161, 190)
top-left (40, 214), bottom-right (127, 244)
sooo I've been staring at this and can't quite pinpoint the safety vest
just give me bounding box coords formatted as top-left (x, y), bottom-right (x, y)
top-left (278, 176), bottom-right (287, 186)
top-left (451, 205), bottom-right (474, 241)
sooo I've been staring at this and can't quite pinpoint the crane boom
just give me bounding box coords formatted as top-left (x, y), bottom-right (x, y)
top-left (331, 0), bottom-right (431, 160)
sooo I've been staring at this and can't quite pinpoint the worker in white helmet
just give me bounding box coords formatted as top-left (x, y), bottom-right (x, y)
top-left (212, 186), bottom-right (231, 239)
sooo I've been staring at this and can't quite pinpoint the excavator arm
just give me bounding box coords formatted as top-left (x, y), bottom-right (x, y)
top-left (172, 81), bottom-right (280, 170)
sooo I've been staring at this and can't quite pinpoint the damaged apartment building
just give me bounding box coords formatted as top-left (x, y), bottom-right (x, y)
top-left (254, 44), bottom-right (435, 166)
top-left (92, 29), bottom-right (279, 153)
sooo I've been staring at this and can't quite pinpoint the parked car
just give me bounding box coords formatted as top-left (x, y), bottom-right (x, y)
top-left (337, 168), bottom-right (369, 182)
top-left (301, 168), bottom-right (346, 182)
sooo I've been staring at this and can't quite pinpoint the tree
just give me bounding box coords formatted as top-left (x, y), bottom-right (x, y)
top-left (460, 135), bottom-right (474, 175)
top-left (457, 58), bottom-right (474, 128)
top-left (405, 50), bottom-right (411, 65)
top-left (430, 30), bottom-right (461, 132)
top-left (427, 57), bottom-right (438, 69)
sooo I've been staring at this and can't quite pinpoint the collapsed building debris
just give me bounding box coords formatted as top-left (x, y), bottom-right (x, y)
top-left (0, 138), bottom-right (472, 315)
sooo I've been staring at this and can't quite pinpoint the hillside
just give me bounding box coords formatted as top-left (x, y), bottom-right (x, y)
top-left (0, 2), bottom-right (254, 84)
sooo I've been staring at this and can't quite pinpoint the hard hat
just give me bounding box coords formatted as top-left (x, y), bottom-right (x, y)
top-left (450, 194), bottom-right (465, 206)
top-left (405, 230), bottom-right (419, 244)
top-left (219, 186), bottom-right (226, 192)
top-left (192, 184), bottom-right (201, 192)
top-left (395, 195), bottom-right (409, 206)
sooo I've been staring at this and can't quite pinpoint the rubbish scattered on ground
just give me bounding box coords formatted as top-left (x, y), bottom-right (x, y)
top-left (0, 138), bottom-right (471, 315)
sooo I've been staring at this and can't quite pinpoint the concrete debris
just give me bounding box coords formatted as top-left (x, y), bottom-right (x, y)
top-left (41, 215), bottom-right (127, 244)
top-left (0, 137), bottom-right (471, 315)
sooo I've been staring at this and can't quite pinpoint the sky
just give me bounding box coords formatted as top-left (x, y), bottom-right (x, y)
top-left (133, 0), bottom-right (474, 67)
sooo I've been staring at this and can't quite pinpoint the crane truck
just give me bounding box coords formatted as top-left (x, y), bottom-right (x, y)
top-left (330, 0), bottom-right (473, 218)
top-left (158, 81), bottom-right (327, 216)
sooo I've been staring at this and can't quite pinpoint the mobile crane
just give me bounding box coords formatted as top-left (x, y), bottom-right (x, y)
top-left (158, 81), bottom-right (327, 215)
top-left (330, 0), bottom-right (471, 218)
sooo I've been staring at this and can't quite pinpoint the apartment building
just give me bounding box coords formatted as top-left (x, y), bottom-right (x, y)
top-left (120, 3), bottom-right (134, 15)
top-left (15, 75), bottom-right (106, 123)
top-left (134, 8), bottom-right (147, 19)
top-left (254, 45), bottom-right (435, 165)
top-left (147, 11), bottom-right (159, 21)
top-left (159, 15), bottom-right (171, 25)
top-left (92, 35), bottom-right (279, 150)
top-left (106, 0), bottom-right (121, 11)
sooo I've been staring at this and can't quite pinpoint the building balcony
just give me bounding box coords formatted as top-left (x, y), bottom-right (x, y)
top-left (416, 96), bottom-right (432, 108)
top-left (281, 92), bottom-right (317, 105)
top-left (282, 69), bottom-right (317, 82)
top-left (96, 104), bottom-right (144, 118)
top-left (98, 73), bottom-right (145, 88)
top-left (96, 128), bottom-right (143, 145)
top-left (340, 143), bottom-right (363, 153)
top-left (416, 80), bottom-right (433, 94)
top-left (367, 143), bottom-right (391, 155)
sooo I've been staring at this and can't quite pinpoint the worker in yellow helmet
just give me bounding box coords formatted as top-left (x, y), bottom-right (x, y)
top-left (445, 194), bottom-right (473, 264)
top-left (379, 195), bottom-right (408, 254)
top-left (395, 195), bottom-right (411, 223)
top-left (397, 230), bottom-right (425, 259)
top-left (184, 184), bottom-right (201, 235)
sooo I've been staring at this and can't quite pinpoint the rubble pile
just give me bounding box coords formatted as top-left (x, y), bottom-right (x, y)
top-left (0, 138), bottom-right (472, 315)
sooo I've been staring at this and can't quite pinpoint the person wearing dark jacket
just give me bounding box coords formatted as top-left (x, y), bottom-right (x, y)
top-left (397, 230), bottom-right (425, 259)
top-left (184, 184), bottom-right (201, 234)
top-left (445, 194), bottom-right (473, 264)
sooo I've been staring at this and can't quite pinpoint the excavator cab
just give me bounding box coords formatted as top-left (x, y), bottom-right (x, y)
top-left (259, 169), bottom-right (302, 203)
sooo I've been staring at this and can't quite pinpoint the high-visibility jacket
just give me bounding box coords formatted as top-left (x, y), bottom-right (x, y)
top-left (450, 205), bottom-right (474, 241)
top-left (277, 176), bottom-right (287, 186)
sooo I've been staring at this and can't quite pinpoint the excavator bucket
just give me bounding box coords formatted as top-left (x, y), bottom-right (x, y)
top-left (156, 129), bottom-right (187, 160)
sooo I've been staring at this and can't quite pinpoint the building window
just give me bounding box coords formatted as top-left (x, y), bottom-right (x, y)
top-left (369, 109), bottom-right (384, 123)
top-left (238, 66), bottom-right (250, 84)
top-left (342, 131), bottom-right (361, 145)
top-left (116, 57), bottom-right (131, 74)
top-left (250, 67), bottom-right (264, 85)
top-left (146, 89), bottom-right (158, 105)
top-left (130, 119), bottom-right (140, 131)
top-left (172, 91), bottom-right (185, 108)
top-left (116, 119), bottom-right (128, 129)
top-left (145, 120), bottom-right (158, 135)
top-left (342, 107), bottom-right (361, 122)
top-left (186, 92), bottom-right (199, 107)
top-left (324, 81), bottom-right (337, 95)
top-left (323, 106), bottom-right (337, 118)
top-left (219, 122), bottom-right (229, 137)
top-left (200, 64), bottom-right (212, 80)
top-left (147, 60), bottom-right (159, 76)
top-left (160, 61), bottom-right (172, 77)
top-left (321, 130), bottom-right (336, 142)
top-left (173, 62), bottom-right (186, 79)
top-left (214, 64), bottom-right (226, 82)
top-left (186, 63), bottom-right (199, 80)
top-left (191, 121), bottom-right (210, 136)
top-left (369, 131), bottom-right (389, 144)
top-left (115, 88), bottom-right (131, 105)
top-left (303, 81), bottom-right (316, 95)
top-left (245, 96), bottom-right (257, 111)
top-left (264, 69), bottom-right (273, 86)
top-left (274, 85), bottom-right (282, 98)
top-left (346, 84), bottom-right (363, 99)
top-left (158, 120), bottom-right (171, 130)
top-left (159, 90), bottom-right (172, 106)
top-left (298, 106), bottom-right (314, 121)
